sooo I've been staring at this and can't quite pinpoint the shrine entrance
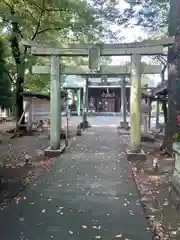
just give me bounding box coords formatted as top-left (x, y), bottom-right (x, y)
top-left (97, 89), bottom-right (116, 112)
top-left (88, 87), bottom-right (130, 113)
top-left (22, 37), bottom-right (174, 154)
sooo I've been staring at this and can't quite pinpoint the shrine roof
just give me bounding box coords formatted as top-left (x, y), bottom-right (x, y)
top-left (150, 80), bottom-right (168, 96)
top-left (21, 91), bottom-right (67, 100)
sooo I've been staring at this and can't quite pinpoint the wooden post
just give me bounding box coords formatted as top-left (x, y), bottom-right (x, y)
top-left (130, 54), bottom-right (141, 152)
top-left (65, 97), bottom-right (69, 146)
top-left (82, 77), bottom-right (88, 130)
top-left (85, 77), bottom-right (89, 114)
top-left (27, 97), bottom-right (33, 132)
top-left (77, 88), bottom-right (81, 116)
top-left (156, 100), bottom-right (160, 128)
top-left (121, 76), bottom-right (127, 122)
top-left (148, 99), bottom-right (151, 130)
top-left (50, 55), bottom-right (61, 150)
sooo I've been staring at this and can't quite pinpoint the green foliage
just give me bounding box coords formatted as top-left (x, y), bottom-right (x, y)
top-left (0, 0), bottom-right (119, 97)
top-left (0, 0), bottom-right (120, 43)
top-left (172, 132), bottom-right (180, 142)
top-left (0, 38), bottom-right (12, 109)
top-left (24, 74), bottom-right (50, 93)
top-left (122, 0), bottom-right (169, 36)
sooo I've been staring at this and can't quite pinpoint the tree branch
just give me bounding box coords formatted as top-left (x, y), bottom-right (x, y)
top-left (157, 55), bottom-right (167, 66)
top-left (26, 0), bottom-right (44, 11)
top-left (7, 71), bottom-right (15, 85)
top-left (45, 8), bottom-right (69, 12)
top-left (161, 63), bottom-right (167, 82)
top-left (36, 25), bottom-right (85, 36)
top-left (31, 0), bottom-right (45, 40)
top-left (2, 0), bottom-right (13, 11)
top-left (35, 27), bottom-right (62, 35)
top-left (160, 56), bottom-right (167, 65)
top-left (162, 63), bottom-right (167, 72)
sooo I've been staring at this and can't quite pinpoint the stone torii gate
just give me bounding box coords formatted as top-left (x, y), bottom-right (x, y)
top-left (22, 38), bottom-right (174, 156)
top-left (32, 63), bottom-right (161, 128)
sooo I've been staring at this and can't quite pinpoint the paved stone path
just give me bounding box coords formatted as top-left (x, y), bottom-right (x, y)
top-left (0, 127), bottom-right (152, 240)
top-left (66, 115), bottom-right (164, 128)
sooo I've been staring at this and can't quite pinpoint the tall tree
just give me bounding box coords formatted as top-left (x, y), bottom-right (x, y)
top-left (161, 0), bottom-right (180, 152)
top-left (0, 37), bottom-right (12, 110)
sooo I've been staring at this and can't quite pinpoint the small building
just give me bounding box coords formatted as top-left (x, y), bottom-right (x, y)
top-left (62, 74), bottom-right (156, 114)
top-left (21, 91), bottom-right (67, 130)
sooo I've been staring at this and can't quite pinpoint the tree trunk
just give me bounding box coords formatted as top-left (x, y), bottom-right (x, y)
top-left (10, 20), bottom-right (25, 124)
top-left (161, 0), bottom-right (180, 153)
top-left (161, 46), bottom-right (178, 152)
top-left (15, 65), bottom-right (25, 123)
top-left (162, 100), bottom-right (168, 124)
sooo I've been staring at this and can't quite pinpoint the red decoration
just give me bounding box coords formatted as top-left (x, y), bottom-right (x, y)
top-left (176, 114), bottom-right (180, 125)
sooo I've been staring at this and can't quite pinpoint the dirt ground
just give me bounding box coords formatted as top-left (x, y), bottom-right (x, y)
top-left (129, 134), bottom-right (180, 240)
top-left (0, 120), bottom-right (77, 208)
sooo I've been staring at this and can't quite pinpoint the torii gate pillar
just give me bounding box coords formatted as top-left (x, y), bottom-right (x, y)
top-left (121, 76), bottom-right (127, 122)
top-left (49, 55), bottom-right (61, 150)
top-left (130, 54), bottom-right (141, 152)
top-left (82, 76), bottom-right (89, 130)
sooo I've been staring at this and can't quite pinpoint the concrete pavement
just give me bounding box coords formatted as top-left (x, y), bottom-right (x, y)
top-left (0, 127), bottom-right (152, 240)
top-left (64, 115), bottom-right (164, 128)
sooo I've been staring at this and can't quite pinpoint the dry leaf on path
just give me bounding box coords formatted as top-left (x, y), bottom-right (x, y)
top-left (81, 225), bottom-right (88, 229)
top-left (115, 234), bottom-right (122, 238)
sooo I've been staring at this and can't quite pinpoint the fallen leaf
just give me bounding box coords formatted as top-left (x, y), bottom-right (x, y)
top-left (93, 225), bottom-right (101, 229)
top-left (78, 209), bottom-right (85, 213)
top-left (36, 222), bottom-right (44, 226)
top-left (115, 234), bottom-right (122, 238)
top-left (81, 225), bottom-right (88, 229)
top-left (19, 217), bottom-right (25, 222)
top-left (163, 199), bottom-right (169, 206)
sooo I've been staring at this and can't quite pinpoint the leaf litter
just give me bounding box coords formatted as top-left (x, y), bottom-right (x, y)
top-left (130, 138), bottom-right (180, 240)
